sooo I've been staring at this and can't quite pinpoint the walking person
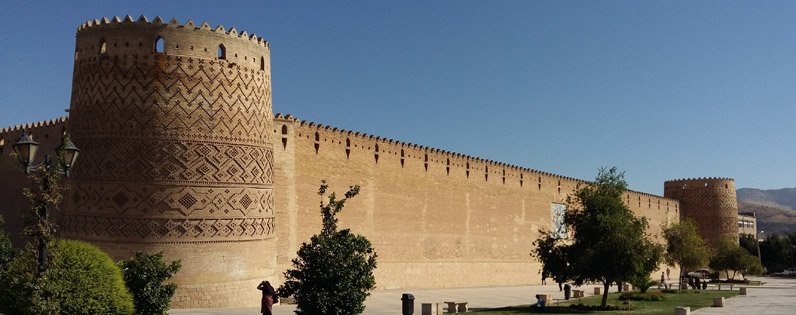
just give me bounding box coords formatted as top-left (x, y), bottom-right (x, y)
top-left (257, 280), bottom-right (276, 315)
top-left (660, 272), bottom-right (666, 289)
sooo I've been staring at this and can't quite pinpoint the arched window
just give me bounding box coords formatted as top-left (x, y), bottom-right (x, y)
top-left (99, 39), bottom-right (107, 54)
top-left (154, 37), bottom-right (164, 53)
top-left (374, 144), bottom-right (379, 153)
top-left (218, 44), bottom-right (226, 59)
top-left (260, 56), bottom-right (265, 70)
top-left (281, 125), bottom-right (288, 135)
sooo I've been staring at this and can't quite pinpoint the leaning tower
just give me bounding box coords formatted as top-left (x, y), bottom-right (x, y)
top-left (664, 177), bottom-right (738, 248)
top-left (63, 16), bottom-right (274, 308)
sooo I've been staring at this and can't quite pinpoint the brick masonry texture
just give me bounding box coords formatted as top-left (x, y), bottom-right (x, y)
top-left (0, 15), bottom-right (737, 309)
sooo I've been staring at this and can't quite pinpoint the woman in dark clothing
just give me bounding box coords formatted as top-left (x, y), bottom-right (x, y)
top-left (257, 281), bottom-right (275, 315)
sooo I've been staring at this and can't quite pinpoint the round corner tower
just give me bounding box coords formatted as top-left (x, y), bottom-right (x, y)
top-left (664, 177), bottom-right (738, 248)
top-left (64, 15), bottom-right (274, 308)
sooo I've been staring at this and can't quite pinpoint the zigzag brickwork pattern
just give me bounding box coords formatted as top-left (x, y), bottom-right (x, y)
top-left (63, 17), bottom-right (276, 309)
top-left (664, 177), bottom-right (739, 246)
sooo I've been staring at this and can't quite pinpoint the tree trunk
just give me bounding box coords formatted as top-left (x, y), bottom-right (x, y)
top-left (602, 281), bottom-right (610, 307)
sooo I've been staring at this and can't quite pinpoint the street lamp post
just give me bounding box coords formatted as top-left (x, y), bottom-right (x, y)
top-left (12, 130), bottom-right (79, 277)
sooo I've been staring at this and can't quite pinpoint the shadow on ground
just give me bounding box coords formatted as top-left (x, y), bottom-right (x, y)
top-left (473, 305), bottom-right (592, 313)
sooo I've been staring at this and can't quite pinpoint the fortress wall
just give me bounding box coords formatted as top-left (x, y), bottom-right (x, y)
top-left (0, 119), bottom-right (70, 247)
top-left (273, 116), bottom-right (679, 289)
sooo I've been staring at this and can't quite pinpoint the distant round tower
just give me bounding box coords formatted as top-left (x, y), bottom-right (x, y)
top-left (63, 16), bottom-right (274, 308)
top-left (664, 178), bottom-right (738, 248)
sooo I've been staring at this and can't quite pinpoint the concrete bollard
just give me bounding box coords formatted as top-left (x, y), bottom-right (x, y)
top-left (594, 287), bottom-right (601, 295)
top-left (422, 303), bottom-right (442, 315)
top-left (713, 297), bottom-right (725, 307)
top-left (444, 302), bottom-right (458, 313)
top-left (674, 306), bottom-right (690, 315)
top-left (740, 287), bottom-right (747, 295)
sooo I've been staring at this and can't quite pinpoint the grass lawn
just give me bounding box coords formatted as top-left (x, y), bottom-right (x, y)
top-left (473, 290), bottom-right (739, 314)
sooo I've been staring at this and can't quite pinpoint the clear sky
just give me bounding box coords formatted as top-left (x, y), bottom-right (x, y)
top-left (1, 1), bottom-right (795, 194)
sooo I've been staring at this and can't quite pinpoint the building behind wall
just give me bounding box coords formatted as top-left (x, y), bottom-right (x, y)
top-left (0, 15), bottom-right (740, 309)
top-left (738, 212), bottom-right (757, 240)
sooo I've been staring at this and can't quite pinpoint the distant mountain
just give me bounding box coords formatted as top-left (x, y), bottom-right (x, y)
top-left (737, 188), bottom-right (796, 211)
top-left (737, 202), bottom-right (796, 235)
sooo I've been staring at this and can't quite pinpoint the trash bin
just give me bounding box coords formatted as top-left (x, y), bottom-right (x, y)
top-left (563, 283), bottom-right (571, 300)
top-left (401, 293), bottom-right (414, 315)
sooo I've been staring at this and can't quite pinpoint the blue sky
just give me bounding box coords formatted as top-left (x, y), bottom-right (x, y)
top-left (1, 1), bottom-right (795, 194)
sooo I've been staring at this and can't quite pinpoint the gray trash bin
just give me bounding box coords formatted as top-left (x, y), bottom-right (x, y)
top-left (401, 293), bottom-right (414, 315)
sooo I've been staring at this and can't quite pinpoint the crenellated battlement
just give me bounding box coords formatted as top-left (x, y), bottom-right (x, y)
top-left (274, 113), bottom-right (679, 204)
top-left (664, 177), bottom-right (735, 184)
top-left (74, 15), bottom-right (270, 67)
top-left (0, 117), bottom-right (67, 134)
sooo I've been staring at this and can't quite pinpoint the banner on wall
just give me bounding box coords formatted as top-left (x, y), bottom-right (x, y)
top-left (551, 203), bottom-right (567, 239)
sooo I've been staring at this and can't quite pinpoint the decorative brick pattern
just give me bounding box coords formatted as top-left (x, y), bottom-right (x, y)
top-left (60, 17), bottom-right (276, 309)
top-left (66, 183), bottom-right (274, 217)
top-left (664, 178), bottom-right (738, 246)
top-left (60, 214), bottom-right (274, 242)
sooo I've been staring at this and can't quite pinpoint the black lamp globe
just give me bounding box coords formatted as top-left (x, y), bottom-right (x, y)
top-left (57, 136), bottom-right (80, 177)
top-left (13, 131), bottom-right (39, 173)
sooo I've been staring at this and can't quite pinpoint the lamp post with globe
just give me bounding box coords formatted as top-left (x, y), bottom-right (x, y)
top-left (12, 130), bottom-right (79, 277)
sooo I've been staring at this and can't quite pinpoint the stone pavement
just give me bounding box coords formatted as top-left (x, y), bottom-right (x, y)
top-left (693, 276), bottom-right (796, 315)
top-left (170, 276), bottom-right (796, 314)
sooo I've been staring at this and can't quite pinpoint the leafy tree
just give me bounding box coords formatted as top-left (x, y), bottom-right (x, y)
top-left (1, 136), bottom-right (71, 314)
top-left (0, 215), bottom-right (18, 271)
top-left (759, 233), bottom-right (792, 273)
top-left (663, 217), bottom-right (710, 280)
top-left (278, 181), bottom-right (377, 315)
top-left (0, 215), bottom-right (21, 314)
top-left (709, 238), bottom-right (764, 279)
top-left (531, 230), bottom-right (569, 286)
top-left (118, 251), bottom-right (182, 315)
top-left (532, 167), bottom-right (662, 307)
top-left (739, 235), bottom-right (759, 257)
top-left (629, 239), bottom-right (663, 293)
top-left (1, 239), bottom-right (134, 315)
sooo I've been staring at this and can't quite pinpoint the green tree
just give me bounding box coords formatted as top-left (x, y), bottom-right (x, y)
top-left (531, 230), bottom-right (569, 287)
top-left (663, 217), bottom-right (710, 280)
top-left (532, 167), bottom-right (662, 307)
top-left (1, 239), bottom-right (134, 315)
top-left (710, 238), bottom-right (764, 279)
top-left (1, 136), bottom-right (72, 314)
top-left (739, 235), bottom-right (759, 257)
top-left (0, 215), bottom-right (21, 314)
top-left (0, 215), bottom-right (18, 271)
top-left (118, 251), bottom-right (182, 315)
top-left (759, 233), bottom-right (792, 272)
top-left (278, 181), bottom-right (377, 315)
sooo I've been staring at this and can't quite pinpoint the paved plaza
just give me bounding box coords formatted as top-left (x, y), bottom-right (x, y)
top-left (170, 276), bottom-right (796, 314)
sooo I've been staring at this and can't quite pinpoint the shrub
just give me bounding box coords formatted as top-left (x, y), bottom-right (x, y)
top-left (118, 251), bottom-right (181, 315)
top-left (0, 239), bottom-right (134, 315)
top-left (662, 289), bottom-right (702, 294)
top-left (569, 303), bottom-right (636, 311)
top-left (618, 292), bottom-right (667, 301)
top-left (0, 215), bottom-right (18, 271)
top-left (278, 181), bottom-right (377, 315)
